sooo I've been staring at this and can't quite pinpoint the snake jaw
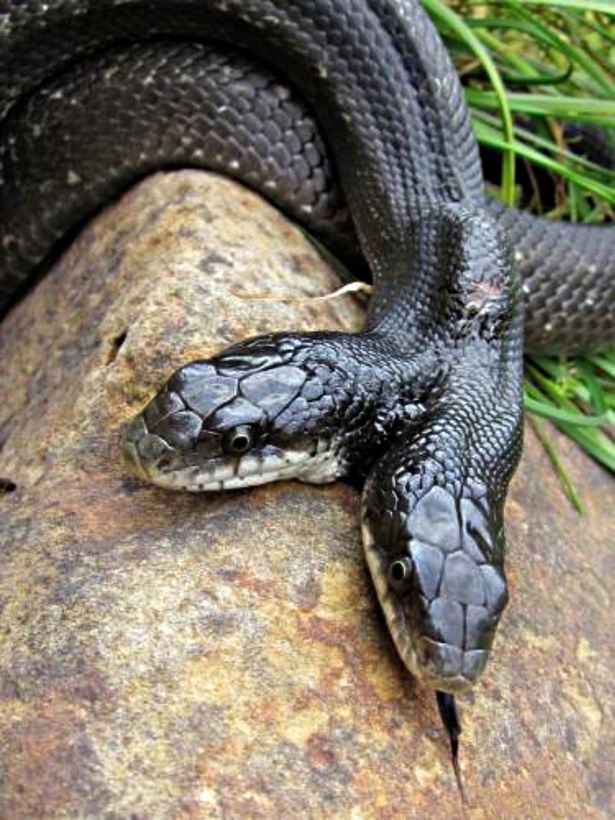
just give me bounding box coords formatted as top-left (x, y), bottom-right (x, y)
top-left (124, 409), bottom-right (343, 491)
top-left (361, 517), bottom-right (422, 679)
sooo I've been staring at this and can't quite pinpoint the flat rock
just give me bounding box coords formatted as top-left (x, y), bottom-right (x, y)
top-left (0, 171), bottom-right (613, 818)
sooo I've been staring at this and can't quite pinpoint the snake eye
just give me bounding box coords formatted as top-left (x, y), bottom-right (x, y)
top-left (387, 556), bottom-right (414, 593)
top-left (223, 425), bottom-right (255, 455)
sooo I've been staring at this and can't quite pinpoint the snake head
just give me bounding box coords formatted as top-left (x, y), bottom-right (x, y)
top-left (124, 334), bottom-right (358, 490)
top-left (362, 459), bottom-right (509, 694)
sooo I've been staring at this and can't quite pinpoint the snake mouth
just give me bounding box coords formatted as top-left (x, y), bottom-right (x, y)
top-left (123, 412), bottom-right (342, 491)
top-left (361, 518), bottom-right (480, 694)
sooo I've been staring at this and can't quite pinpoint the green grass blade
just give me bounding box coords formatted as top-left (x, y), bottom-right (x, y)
top-left (524, 395), bottom-right (608, 426)
top-left (511, 0), bottom-right (615, 13)
top-left (473, 120), bottom-right (615, 203)
top-left (473, 109), bottom-right (615, 179)
top-left (421, 0), bottom-right (517, 203)
top-left (465, 89), bottom-right (615, 123)
top-left (528, 417), bottom-right (586, 514)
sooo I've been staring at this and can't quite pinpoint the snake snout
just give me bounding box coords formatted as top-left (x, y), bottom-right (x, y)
top-left (123, 410), bottom-right (178, 479)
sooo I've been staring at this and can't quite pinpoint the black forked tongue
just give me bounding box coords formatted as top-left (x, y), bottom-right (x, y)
top-left (436, 691), bottom-right (466, 803)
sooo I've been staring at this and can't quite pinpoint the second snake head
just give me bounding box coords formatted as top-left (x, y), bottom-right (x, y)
top-left (362, 458), bottom-right (509, 694)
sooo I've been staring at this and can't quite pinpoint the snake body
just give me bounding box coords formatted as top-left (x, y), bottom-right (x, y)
top-left (2, 0), bottom-right (614, 745)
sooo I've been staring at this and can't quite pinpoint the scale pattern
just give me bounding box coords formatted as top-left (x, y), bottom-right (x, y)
top-left (0, 7), bottom-right (613, 349)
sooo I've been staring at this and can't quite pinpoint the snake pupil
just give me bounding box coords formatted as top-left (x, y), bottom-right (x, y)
top-left (388, 557), bottom-right (413, 591)
top-left (391, 562), bottom-right (406, 581)
top-left (225, 426), bottom-right (254, 455)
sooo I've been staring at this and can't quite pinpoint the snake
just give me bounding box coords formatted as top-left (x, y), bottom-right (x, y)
top-left (2, 0), bottom-right (614, 787)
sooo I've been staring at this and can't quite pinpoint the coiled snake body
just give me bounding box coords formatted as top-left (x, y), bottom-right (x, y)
top-left (2, 0), bottom-right (614, 780)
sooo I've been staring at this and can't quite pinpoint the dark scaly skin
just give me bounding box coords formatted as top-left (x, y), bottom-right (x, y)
top-left (487, 201), bottom-right (615, 353)
top-left (0, 0), bottom-right (610, 770)
top-left (1, 39), bottom-right (613, 349)
top-left (0, 44), bottom-right (363, 295)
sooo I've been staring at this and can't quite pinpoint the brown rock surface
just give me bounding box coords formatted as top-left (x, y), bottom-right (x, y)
top-left (0, 171), bottom-right (613, 818)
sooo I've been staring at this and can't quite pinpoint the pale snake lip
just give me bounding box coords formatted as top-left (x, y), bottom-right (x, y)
top-left (124, 412), bottom-right (341, 492)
